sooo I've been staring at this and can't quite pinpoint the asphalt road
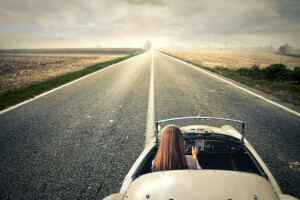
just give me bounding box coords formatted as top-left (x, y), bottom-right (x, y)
top-left (0, 51), bottom-right (299, 199)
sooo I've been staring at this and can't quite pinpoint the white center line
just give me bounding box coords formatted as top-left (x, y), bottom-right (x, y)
top-left (160, 52), bottom-right (300, 117)
top-left (145, 50), bottom-right (155, 144)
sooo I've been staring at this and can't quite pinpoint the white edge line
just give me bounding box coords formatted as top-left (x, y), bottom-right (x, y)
top-left (0, 54), bottom-right (141, 115)
top-left (159, 51), bottom-right (300, 117)
top-left (145, 50), bottom-right (155, 144)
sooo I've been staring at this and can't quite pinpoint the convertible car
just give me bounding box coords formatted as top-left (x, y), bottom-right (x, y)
top-left (104, 117), bottom-right (297, 200)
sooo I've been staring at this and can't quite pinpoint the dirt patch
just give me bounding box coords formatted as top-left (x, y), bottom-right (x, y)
top-left (0, 54), bottom-right (127, 94)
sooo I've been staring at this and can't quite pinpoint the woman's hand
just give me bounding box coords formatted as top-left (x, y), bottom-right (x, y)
top-left (192, 146), bottom-right (198, 160)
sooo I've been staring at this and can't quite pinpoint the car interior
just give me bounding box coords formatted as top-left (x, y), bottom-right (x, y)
top-left (135, 139), bottom-right (263, 179)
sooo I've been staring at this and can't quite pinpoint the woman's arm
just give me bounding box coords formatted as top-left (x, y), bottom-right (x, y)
top-left (192, 146), bottom-right (198, 160)
top-left (192, 146), bottom-right (201, 169)
top-left (186, 155), bottom-right (201, 169)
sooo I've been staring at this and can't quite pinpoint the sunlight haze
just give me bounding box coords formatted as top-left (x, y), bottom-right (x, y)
top-left (0, 0), bottom-right (299, 49)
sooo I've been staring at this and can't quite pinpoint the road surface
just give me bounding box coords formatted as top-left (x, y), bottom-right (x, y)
top-left (0, 51), bottom-right (299, 199)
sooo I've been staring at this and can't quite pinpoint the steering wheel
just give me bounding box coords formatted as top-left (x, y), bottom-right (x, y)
top-left (184, 139), bottom-right (194, 153)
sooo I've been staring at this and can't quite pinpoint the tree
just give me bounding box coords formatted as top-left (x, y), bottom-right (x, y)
top-left (143, 40), bottom-right (152, 50)
top-left (278, 44), bottom-right (293, 55)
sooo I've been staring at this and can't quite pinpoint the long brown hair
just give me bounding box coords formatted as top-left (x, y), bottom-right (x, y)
top-left (153, 126), bottom-right (188, 171)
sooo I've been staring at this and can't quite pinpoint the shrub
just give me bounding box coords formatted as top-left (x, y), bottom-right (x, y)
top-left (261, 64), bottom-right (288, 81)
top-left (236, 65), bottom-right (261, 79)
top-left (236, 67), bottom-right (250, 75)
top-left (233, 63), bottom-right (300, 83)
top-left (292, 67), bottom-right (300, 83)
top-left (250, 64), bottom-right (260, 72)
top-left (215, 66), bottom-right (230, 71)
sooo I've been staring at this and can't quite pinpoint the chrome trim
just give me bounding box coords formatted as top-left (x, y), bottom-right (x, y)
top-left (158, 116), bottom-right (244, 123)
top-left (155, 117), bottom-right (245, 143)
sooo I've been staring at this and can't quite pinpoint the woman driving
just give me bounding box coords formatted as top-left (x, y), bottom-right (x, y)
top-left (152, 126), bottom-right (201, 171)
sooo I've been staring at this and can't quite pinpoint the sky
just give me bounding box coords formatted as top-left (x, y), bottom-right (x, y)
top-left (0, 0), bottom-right (299, 49)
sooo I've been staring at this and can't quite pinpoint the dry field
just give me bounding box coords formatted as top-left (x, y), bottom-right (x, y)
top-left (165, 50), bottom-right (300, 105)
top-left (0, 53), bottom-right (127, 94)
top-left (165, 50), bottom-right (300, 70)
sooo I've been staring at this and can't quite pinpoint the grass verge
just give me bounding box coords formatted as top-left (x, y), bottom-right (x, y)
top-left (0, 52), bottom-right (143, 111)
top-left (161, 51), bottom-right (300, 106)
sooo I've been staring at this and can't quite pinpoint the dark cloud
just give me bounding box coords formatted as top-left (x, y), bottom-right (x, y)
top-left (0, 0), bottom-right (299, 48)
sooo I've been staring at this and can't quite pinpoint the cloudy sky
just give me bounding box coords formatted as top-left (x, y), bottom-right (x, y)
top-left (0, 0), bottom-right (299, 49)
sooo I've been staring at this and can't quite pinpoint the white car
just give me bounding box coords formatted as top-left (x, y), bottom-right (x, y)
top-left (104, 117), bottom-right (298, 200)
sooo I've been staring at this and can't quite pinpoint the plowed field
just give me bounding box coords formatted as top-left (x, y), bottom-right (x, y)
top-left (0, 54), bottom-right (127, 94)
